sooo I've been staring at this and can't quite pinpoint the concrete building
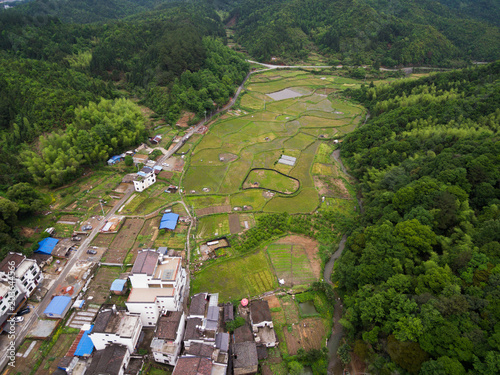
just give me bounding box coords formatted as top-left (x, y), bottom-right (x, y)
top-left (0, 282), bottom-right (25, 331)
top-left (0, 252), bottom-right (43, 298)
top-left (133, 167), bottom-right (156, 192)
top-left (184, 293), bottom-right (220, 349)
top-left (89, 307), bottom-right (142, 352)
top-left (151, 311), bottom-right (186, 365)
top-left (126, 250), bottom-right (186, 326)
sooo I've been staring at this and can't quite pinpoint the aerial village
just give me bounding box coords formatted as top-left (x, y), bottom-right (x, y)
top-left (0, 67), bottom-right (365, 374)
top-left (0, 121), bottom-right (309, 375)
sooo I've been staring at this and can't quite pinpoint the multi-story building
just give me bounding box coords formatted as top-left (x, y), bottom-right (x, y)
top-left (86, 344), bottom-right (131, 375)
top-left (89, 306), bottom-right (142, 352)
top-left (0, 252), bottom-right (43, 298)
top-left (126, 250), bottom-right (187, 326)
top-left (249, 299), bottom-right (277, 347)
top-left (133, 167), bottom-right (156, 192)
top-left (150, 311), bottom-right (186, 365)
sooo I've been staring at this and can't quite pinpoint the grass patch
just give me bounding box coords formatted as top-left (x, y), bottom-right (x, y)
top-left (283, 132), bottom-right (316, 150)
top-left (186, 195), bottom-right (229, 209)
top-left (191, 250), bottom-right (276, 302)
top-left (182, 165), bottom-right (228, 193)
top-left (230, 190), bottom-right (269, 210)
top-left (264, 187), bottom-right (319, 213)
top-left (196, 214), bottom-right (230, 239)
top-left (243, 169), bottom-right (299, 194)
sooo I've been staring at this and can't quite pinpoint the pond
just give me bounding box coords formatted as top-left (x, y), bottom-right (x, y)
top-left (299, 300), bottom-right (318, 315)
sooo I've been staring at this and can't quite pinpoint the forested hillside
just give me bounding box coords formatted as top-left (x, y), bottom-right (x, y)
top-left (229, 0), bottom-right (500, 65)
top-left (13, 0), bottom-right (167, 23)
top-left (0, 1), bottom-right (249, 256)
top-left (333, 62), bottom-right (500, 374)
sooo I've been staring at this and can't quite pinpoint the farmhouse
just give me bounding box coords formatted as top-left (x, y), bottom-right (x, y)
top-left (233, 341), bottom-right (258, 375)
top-left (126, 250), bottom-right (186, 326)
top-left (151, 311), bottom-right (186, 366)
top-left (184, 293), bottom-right (220, 349)
top-left (89, 306), bottom-right (142, 352)
top-left (107, 155), bottom-right (123, 165)
top-left (86, 344), bottom-right (130, 375)
top-left (160, 212), bottom-right (179, 230)
top-left (249, 299), bottom-right (277, 347)
top-left (149, 135), bottom-right (162, 144)
top-left (172, 357), bottom-right (212, 375)
top-left (133, 166), bottom-right (156, 192)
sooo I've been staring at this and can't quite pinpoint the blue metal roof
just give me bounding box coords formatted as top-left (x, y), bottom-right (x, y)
top-left (36, 237), bottom-right (59, 255)
top-left (74, 325), bottom-right (94, 357)
top-left (110, 279), bottom-right (127, 291)
top-left (160, 213), bottom-right (179, 230)
top-left (44, 296), bottom-right (71, 316)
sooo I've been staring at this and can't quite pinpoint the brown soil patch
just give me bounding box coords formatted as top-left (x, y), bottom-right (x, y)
top-left (313, 176), bottom-right (351, 199)
top-left (107, 218), bottom-right (144, 263)
top-left (276, 235), bottom-right (321, 280)
top-left (21, 227), bottom-right (35, 237)
top-left (176, 111), bottom-right (195, 127)
top-left (58, 215), bottom-right (80, 222)
top-left (196, 205), bottom-right (232, 216)
top-left (87, 266), bottom-right (121, 304)
top-left (91, 233), bottom-right (115, 247)
top-left (115, 182), bottom-right (130, 193)
top-left (284, 318), bottom-right (326, 355)
top-left (158, 170), bottom-right (174, 181)
top-left (228, 213), bottom-right (241, 234)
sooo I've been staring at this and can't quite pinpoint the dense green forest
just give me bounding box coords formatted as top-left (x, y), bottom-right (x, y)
top-left (333, 62), bottom-right (500, 373)
top-left (228, 0), bottom-right (500, 65)
top-left (0, 1), bottom-right (249, 256)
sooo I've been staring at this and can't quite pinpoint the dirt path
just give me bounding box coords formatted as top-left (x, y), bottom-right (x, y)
top-left (324, 234), bottom-right (347, 375)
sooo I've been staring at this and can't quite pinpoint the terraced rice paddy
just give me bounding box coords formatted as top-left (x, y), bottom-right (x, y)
top-left (182, 69), bottom-right (364, 213)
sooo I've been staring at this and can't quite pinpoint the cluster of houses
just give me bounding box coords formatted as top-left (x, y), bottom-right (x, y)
top-left (39, 247), bottom-right (278, 375)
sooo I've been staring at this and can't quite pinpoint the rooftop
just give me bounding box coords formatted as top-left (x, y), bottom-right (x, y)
top-left (173, 357), bottom-right (212, 375)
top-left (184, 317), bottom-right (203, 341)
top-left (250, 299), bottom-right (272, 324)
top-left (189, 293), bottom-right (208, 316)
top-left (0, 252), bottom-right (25, 273)
top-left (233, 324), bottom-right (254, 343)
top-left (86, 344), bottom-right (128, 375)
top-left (155, 311), bottom-right (183, 341)
top-left (185, 342), bottom-right (214, 358)
top-left (131, 250), bottom-right (159, 275)
top-left (223, 303), bottom-right (234, 322)
top-left (233, 341), bottom-right (258, 369)
top-left (153, 258), bottom-right (180, 281)
top-left (92, 309), bottom-right (140, 337)
top-left (215, 332), bottom-right (229, 353)
top-left (127, 287), bottom-right (175, 303)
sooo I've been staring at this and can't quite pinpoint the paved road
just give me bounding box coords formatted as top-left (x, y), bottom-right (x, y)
top-left (0, 186), bottom-right (135, 371)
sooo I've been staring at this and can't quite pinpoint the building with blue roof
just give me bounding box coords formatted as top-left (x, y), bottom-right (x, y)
top-left (36, 237), bottom-right (59, 255)
top-left (44, 295), bottom-right (72, 318)
top-left (160, 213), bottom-right (179, 230)
top-left (107, 155), bottom-right (123, 165)
top-left (74, 325), bottom-right (94, 357)
top-left (110, 279), bottom-right (128, 295)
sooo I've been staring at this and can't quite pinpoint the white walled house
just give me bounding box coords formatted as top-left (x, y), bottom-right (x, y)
top-left (126, 250), bottom-right (187, 326)
top-left (0, 252), bottom-right (43, 298)
top-left (89, 307), bottom-right (142, 352)
top-left (151, 311), bottom-right (186, 366)
top-left (133, 167), bottom-right (156, 192)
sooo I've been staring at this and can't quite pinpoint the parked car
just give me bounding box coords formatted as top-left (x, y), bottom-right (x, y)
top-left (87, 250), bottom-right (97, 255)
top-left (17, 307), bottom-right (30, 316)
top-left (11, 316), bottom-right (24, 323)
top-left (82, 225), bottom-right (92, 231)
